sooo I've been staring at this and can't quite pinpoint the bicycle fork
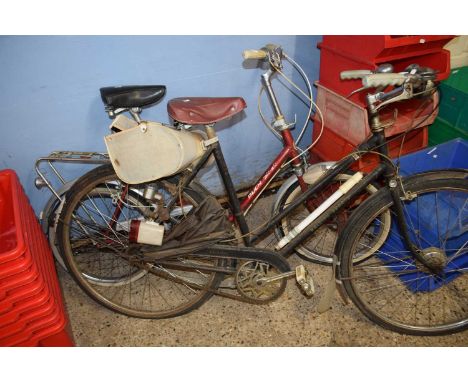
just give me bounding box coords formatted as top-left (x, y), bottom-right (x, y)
top-left (388, 179), bottom-right (445, 274)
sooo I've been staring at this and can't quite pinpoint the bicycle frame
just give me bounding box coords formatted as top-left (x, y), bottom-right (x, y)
top-left (131, 51), bottom-right (433, 268)
top-left (168, 106), bottom-right (439, 275)
top-left (168, 127), bottom-right (391, 248)
top-left (165, 63), bottom-right (310, 236)
top-left (238, 68), bottom-right (309, 215)
top-left (239, 128), bottom-right (308, 214)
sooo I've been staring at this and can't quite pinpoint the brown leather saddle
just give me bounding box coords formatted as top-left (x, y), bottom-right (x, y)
top-left (167, 97), bottom-right (247, 125)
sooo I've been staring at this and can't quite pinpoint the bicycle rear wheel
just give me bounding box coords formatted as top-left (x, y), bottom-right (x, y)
top-left (337, 174), bottom-right (468, 335)
top-left (56, 164), bottom-right (223, 318)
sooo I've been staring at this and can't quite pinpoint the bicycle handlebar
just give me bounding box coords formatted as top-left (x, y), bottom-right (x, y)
top-left (242, 49), bottom-right (267, 60)
top-left (362, 73), bottom-right (407, 88)
top-left (340, 65), bottom-right (437, 107)
top-left (243, 49), bottom-right (268, 60)
top-left (340, 68), bottom-right (434, 89)
top-left (340, 70), bottom-right (373, 80)
top-left (243, 44), bottom-right (283, 62)
top-left (341, 69), bottom-right (408, 88)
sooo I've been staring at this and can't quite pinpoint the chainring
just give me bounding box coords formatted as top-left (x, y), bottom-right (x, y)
top-left (235, 260), bottom-right (287, 304)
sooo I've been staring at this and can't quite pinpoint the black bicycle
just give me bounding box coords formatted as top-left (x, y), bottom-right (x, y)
top-left (55, 45), bottom-right (467, 336)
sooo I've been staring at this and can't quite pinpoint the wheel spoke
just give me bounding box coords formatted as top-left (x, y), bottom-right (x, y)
top-left (58, 167), bottom-right (219, 318)
top-left (340, 178), bottom-right (468, 334)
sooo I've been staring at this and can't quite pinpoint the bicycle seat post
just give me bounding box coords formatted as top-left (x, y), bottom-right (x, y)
top-left (129, 107), bottom-right (142, 123)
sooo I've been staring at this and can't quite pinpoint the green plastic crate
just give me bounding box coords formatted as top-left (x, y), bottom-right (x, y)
top-left (429, 117), bottom-right (468, 146)
top-left (438, 83), bottom-right (468, 133)
top-left (443, 66), bottom-right (468, 93)
top-left (429, 66), bottom-right (468, 145)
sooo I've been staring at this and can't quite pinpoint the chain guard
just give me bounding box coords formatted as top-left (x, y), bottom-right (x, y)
top-left (200, 245), bottom-right (291, 272)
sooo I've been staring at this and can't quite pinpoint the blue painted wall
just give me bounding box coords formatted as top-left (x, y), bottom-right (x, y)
top-left (0, 36), bottom-right (321, 214)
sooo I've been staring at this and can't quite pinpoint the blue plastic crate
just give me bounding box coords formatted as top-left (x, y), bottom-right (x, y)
top-left (377, 139), bottom-right (468, 293)
top-left (378, 194), bottom-right (467, 293)
top-left (396, 138), bottom-right (468, 176)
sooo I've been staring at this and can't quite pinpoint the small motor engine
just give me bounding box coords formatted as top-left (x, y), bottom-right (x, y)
top-left (129, 220), bottom-right (164, 246)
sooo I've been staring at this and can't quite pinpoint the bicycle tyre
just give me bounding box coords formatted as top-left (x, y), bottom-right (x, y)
top-left (56, 164), bottom-right (224, 319)
top-left (337, 174), bottom-right (468, 335)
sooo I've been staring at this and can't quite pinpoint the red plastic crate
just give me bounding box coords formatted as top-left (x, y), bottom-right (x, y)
top-left (0, 286), bottom-right (54, 335)
top-left (0, 265), bottom-right (41, 301)
top-left (0, 169), bottom-right (74, 347)
top-left (0, 247), bottom-right (35, 279)
top-left (318, 35), bottom-right (454, 106)
top-left (0, 301), bottom-right (63, 346)
top-left (0, 171), bottom-right (26, 264)
top-left (314, 82), bottom-right (438, 146)
top-left (38, 328), bottom-right (74, 347)
top-left (310, 121), bottom-right (428, 172)
top-left (0, 274), bottom-right (43, 314)
top-left (320, 35), bottom-right (454, 64)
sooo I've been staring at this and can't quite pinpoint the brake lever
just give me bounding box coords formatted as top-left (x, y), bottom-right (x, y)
top-left (371, 83), bottom-right (413, 111)
top-left (346, 86), bottom-right (368, 99)
top-left (265, 44), bottom-right (283, 70)
top-left (377, 86), bottom-right (405, 102)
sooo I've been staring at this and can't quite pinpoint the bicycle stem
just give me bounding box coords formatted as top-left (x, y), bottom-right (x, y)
top-left (262, 69), bottom-right (283, 119)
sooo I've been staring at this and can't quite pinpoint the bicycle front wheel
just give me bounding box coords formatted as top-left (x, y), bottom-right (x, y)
top-left (337, 175), bottom-right (468, 335)
top-left (56, 164), bottom-right (223, 319)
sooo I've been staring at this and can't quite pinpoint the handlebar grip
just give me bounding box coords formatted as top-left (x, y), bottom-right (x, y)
top-left (363, 73), bottom-right (407, 88)
top-left (242, 49), bottom-right (268, 60)
top-left (340, 70), bottom-right (373, 80)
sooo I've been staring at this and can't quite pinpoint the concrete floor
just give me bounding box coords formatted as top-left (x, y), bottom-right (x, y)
top-left (57, 196), bottom-right (468, 346)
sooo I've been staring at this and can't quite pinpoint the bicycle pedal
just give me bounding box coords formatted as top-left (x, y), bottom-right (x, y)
top-left (295, 265), bottom-right (315, 297)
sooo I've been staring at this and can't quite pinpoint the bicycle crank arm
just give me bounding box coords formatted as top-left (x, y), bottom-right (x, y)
top-left (257, 265), bottom-right (315, 296)
top-left (258, 270), bottom-right (295, 283)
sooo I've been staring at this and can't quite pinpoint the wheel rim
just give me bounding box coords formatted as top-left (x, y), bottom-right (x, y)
top-left (346, 186), bottom-right (468, 333)
top-left (62, 175), bottom-right (219, 318)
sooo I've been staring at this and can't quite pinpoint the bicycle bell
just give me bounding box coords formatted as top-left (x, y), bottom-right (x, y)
top-left (375, 63), bottom-right (394, 74)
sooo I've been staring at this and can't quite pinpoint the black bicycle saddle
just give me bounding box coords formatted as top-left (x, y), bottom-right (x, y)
top-left (100, 85), bottom-right (166, 109)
